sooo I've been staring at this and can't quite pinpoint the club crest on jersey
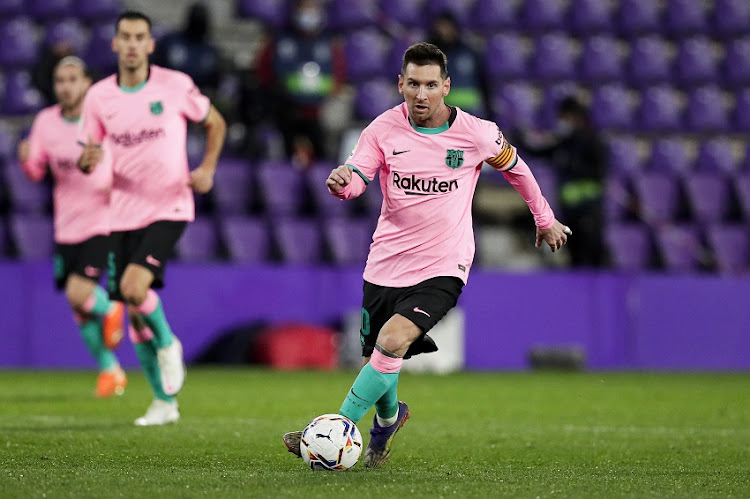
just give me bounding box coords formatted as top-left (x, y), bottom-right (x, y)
top-left (150, 101), bottom-right (163, 115)
top-left (445, 149), bottom-right (464, 169)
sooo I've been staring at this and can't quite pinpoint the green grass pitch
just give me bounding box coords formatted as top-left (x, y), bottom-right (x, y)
top-left (1, 369), bottom-right (748, 498)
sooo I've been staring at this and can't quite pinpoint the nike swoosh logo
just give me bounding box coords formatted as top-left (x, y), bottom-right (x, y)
top-left (393, 149), bottom-right (410, 155)
top-left (413, 307), bottom-right (431, 317)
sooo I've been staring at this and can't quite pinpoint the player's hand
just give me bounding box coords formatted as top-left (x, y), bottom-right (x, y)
top-left (326, 165), bottom-right (353, 194)
top-left (78, 138), bottom-right (102, 174)
top-left (17, 139), bottom-right (30, 164)
top-left (535, 220), bottom-right (572, 253)
top-left (188, 164), bottom-right (215, 193)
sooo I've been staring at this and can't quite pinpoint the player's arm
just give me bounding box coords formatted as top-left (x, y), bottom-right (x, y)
top-left (484, 128), bottom-right (571, 252)
top-left (17, 120), bottom-right (47, 182)
top-left (327, 126), bottom-right (383, 200)
top-left (189, 105), bottom-right (226, 194)
top-left (76, 93), bottom-right (105, 174)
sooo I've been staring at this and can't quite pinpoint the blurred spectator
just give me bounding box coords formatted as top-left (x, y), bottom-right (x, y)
top-left (32, 37), bottom-right (77, 105)
top-left (515, 97), bottom-right (608, 268)
top-left (254, 0), bottom-right (346, 167)
top-left (152, 2), bottom-right (221, 93)
top-left (428, 11), bottom-right (491, 118)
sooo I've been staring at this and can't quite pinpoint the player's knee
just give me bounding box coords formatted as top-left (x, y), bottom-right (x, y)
top-left (119, 280), bottom-right (147, 306)
top-left (64, 280), bottom-right (90, 311)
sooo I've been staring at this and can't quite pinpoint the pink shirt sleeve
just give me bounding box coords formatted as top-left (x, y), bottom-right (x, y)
top-left (333, 124), bottom-right (385, 200)
top-left (22, 113), bottom-right (48, 182)
top-left (475, 119), bottom-right (518, 172)
top-left (502, 156), bottom-right (556, 229)
top-left (179, 77), bottom-right (211, 123)
top-left (77, 92), bottom-right (106, 145)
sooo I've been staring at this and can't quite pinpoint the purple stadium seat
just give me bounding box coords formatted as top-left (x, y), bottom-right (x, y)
top-left (381, 0), bottom-right (425, 28)
top-left (84, 23), bottom-right (118, 75)
top-left (696, 138), bottom-right (739, 175)
top-left (665, 0), bottom-right (709, 35)
top-left (529, 162), bottom-right (559, 213)
top-left (605, 223), bottom-right (652, 270)
top-left (608, 136), bottom-right (644, 177)
top-left (425, 0), bottom-right (474, 27)
top-left (386, 32), bottom-right (424, 78)
top-left (734, 88), bottom-right (750, 131)
top-left (222, 216), bottom-right (269, 263)
top-left (590, 84), bottom-right (636, 130)
top-left (532, 33), bottom-right (577, 80)
top-left (655, 224), bottom-right (703, 272)
top-left (713, 0), bottom-right (750, 38)
top-left (27, 0), bottom-right (72, 20)
top-left (617, 0), bottom-right (663, 35)
top-left (735, 175), bottom-right (750, 222)
top-left (257, 162), bottom-right (306, 217)
top-left (683, 173), bottom-right (730, 224)
top-left (0, 125), bottom-right (15, 162)
top-left (633, 173), bottom-right (680, 224)
top-left (212, 158), bottom-right (253, 215)
top-left (345, 29), bottom-right (391, 82)
top-left (354, 79), bottom-right (401, 121)
top-left (676, 37), bottom-right (720, 86)
top-left (306, 162), bottom-right (350, 218)
top-left (2, 71), bottom-right (45, 115)
top-left (580, 36), bottom-right (624, 82)
top-left (177, 217), bottom-right (220, 262)
top-left (604, 175), bottom-right (633, 221)
top-left (0, 0), bottom-right (23, 18)
top-left (627, 37), bottom-right (672, 87)
top-left (274, 218), bottom-right (323, 264)
top-left (706, 224), bottom-right (749, 274)
top-left (329, 0), bottom-right (377, 30)
top-left (639, 86), bottom-right (684, 132)
top-left (44, 19), bottom-right (88, 54)
top-left (75, 0), bottom-right (121, 22)
top-left (4, 162), bottom-right (50, 213)
top-left (484, 33), bottom-right (528, 80)
top-left (325, 218), bottom-right (374, 265)
top-left (725, 37), bottom-right (750, 88)
top-left (492, 82), bottom-right (540, 130)
top-left (0, 18), bottom-right (39, 68)
top-left (10, 214), bottom-right (54, 260)
top-left (647, 137), bottom-right (694, 176)
top-left (686, 86), bottom-right (729, 132)
top-left (568, 0), bottom-right (614, 33)
top-left (472, 0), bottom-right (518, 31)
top-left (237, 0), bottom-right (288, 28)
top-left (520, 0), bottom-right (568, 31)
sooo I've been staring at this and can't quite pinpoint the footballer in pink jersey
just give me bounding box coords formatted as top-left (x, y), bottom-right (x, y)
top-left (18, 57), bottom-right (127, 398)
top-left (284, 43), bottom-right (572, 467)
top-left (77, 11), bottom-right (226, 426)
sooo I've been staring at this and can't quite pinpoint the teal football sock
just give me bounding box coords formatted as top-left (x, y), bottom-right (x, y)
top-left (133, 340), bottom-right (174, 402)
top-left (79, 318), bottom-right (117, 371)
top-left (339, 363), bottom-right (399, 423)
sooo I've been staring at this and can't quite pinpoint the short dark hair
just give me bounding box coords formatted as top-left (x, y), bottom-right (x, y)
top-left (116, 10), bottom-right (152, 34)
top-left (402, 42), bottom-right (448, 79)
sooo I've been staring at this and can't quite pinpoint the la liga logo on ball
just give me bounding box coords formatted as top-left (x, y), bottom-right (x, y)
top-left (300, 414), bottom-right (363, 471)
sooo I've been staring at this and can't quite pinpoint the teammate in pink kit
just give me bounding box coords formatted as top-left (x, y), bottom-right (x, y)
top-left (77, 11), bottom-right (226, 426)
top-left (284, 43), bottom-right (572, 466)
top-left (17, 56), bottom-right (126, 398)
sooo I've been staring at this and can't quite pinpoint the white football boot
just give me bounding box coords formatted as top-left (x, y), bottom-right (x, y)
top-left (134, 399), bottom-right (180, 426)
top-left (157, 337), bottom-right (186, 396)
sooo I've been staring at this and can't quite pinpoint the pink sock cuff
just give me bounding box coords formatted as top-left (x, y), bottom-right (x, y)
top-left (136, 289), bottom-right (159, 315)
top-left (370, 349), bottom-right (403, 374)
top-left (73, 312), bottom-right (86, 325)
top-left (128, 324), bottom-right (154, 344)
top-left (81, 293), bottom-right (97, 314)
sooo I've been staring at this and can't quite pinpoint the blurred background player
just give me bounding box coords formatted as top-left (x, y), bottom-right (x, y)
top-left (17, 56), bottom-right (126, 398)
top-left (284, 43), bottom-right (571, 467)
top-left (77, 11), bottom-right (226, 426)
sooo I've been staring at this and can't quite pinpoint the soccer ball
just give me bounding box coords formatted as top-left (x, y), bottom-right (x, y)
top-left (300, 414), bottom-right (363, 471)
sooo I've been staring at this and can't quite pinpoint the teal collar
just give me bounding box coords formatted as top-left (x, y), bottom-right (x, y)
top-left (118, 66), bottom-right (150, 93)
top-left (61, 114), bottom-right (80, 124)
top-left (408, 106), bottom-right (456, 135)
